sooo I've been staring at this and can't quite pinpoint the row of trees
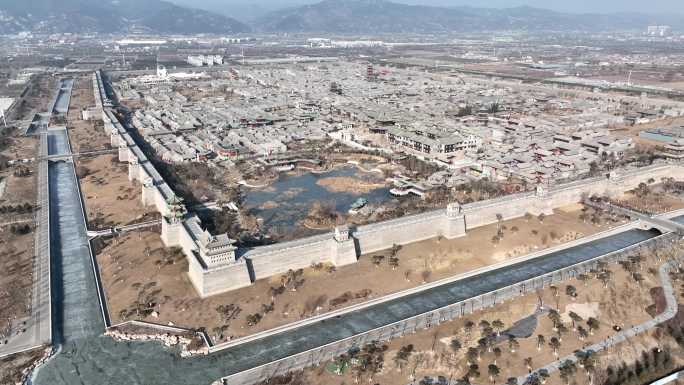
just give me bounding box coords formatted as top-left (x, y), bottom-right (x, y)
top-left (455, 179), bottom-right (508, 203)
top-left (453, 102), bottom-right (502, 118)
top-left (243, 269), bottom-right (311, 329)
top-left (9, 224), bottom-right (32, 235)
top-left (328, 341), bottom-right (388, 383)
top-left (0, 203), bottom-right (35, 215)
top-left (212, 303), bottom-right (242, 341)
top-left (602, 347), bottom-right (674, 385)
top-left (492, 212), bottom-right (544, 245)
top-left (451, 266), bottom-right (611, 384)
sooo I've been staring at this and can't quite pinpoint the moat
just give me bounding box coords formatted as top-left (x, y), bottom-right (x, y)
top-left (36, 221), bottom-right (663, 384)
top-left (35, 129), bottom-right (672, 385)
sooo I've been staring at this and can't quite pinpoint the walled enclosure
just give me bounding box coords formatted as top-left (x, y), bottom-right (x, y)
top-left (93, 70), bottom-right (684, 298)
top-left (238, 164), bottom-right (684, 286)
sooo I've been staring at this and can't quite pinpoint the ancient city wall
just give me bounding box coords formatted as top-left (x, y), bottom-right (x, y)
top-left (241, 163), bottom-right (684, 289)
top-left (459, 164), bottom-right (684, 230)
top-left (94, 71), bottom-right (252, 297)
top-left (353, 210), bottom-right (447, 255)
top-left (243, 234), bottom-right (333, 280)
top-left (197, 260), bottom-right (252, 296)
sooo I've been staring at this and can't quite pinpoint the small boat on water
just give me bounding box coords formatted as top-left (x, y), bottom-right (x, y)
top-left (348, 197), bottom-right (368, 214)
top-left (274, 164), bottom-right (295, 172)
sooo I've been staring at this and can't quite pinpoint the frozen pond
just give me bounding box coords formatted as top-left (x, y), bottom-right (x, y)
top-left (243, 165), bottom-right (391, 237)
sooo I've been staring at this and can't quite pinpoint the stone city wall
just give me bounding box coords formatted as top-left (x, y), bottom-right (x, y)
top-left (353, 210), bottom-right (448, 255)
top-left (241, 163), bottom-right (684, 290)
top-left (95, 71), bottom-right (252, 297)
top-left (243, 234), bottom-right (333, 280)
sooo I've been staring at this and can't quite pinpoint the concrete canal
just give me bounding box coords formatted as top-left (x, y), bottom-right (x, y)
top-left (34, 213), bottom-right (661, 384)
top-left (35, 126), bottom-right (666, 385)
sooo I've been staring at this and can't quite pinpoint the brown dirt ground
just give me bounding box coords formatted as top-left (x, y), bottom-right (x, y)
top-left (0, 136), bottom-right (38, 227)
top-left (0, 348), bottom-right (44, 385)
top-left (96, 206), bottom-right (613, 342)
top-left (77, 154), bottom-right (158, 227)
top-left (292, 249), bottom-right (671, 385)
top-left (0, 135), bottom-right (37, 331)
top-left (66, 76), bottom-right (111, 153)
top-left (0, 171), bottom-right (37, 216)
top-left (316, 176), bottom-right (386, 194)
top-left (9, 75), bottom-right (55, 122)
top-left (66, 75), bottom-right (157, 228)
top-left (611, 116), bottom-right (684, 148)
top-left (0, 134), bottom-right (37, 161)
top-left (616, 190), bottom-right (684, 214)
top-left (0, 229), bottom-right (34, 330)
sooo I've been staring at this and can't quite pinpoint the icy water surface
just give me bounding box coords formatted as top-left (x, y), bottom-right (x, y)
top-left (243, 165), bottom-right (390, 236)
top-left (35, 226), bottom-right (659, 385)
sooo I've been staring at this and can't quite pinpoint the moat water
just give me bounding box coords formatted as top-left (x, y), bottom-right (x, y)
top-left (35, 139), bottom-right (673, 385)
top-left (243, 165), bottom-right (390, 237)
top-left (34, 227), bottom-right (664, 385)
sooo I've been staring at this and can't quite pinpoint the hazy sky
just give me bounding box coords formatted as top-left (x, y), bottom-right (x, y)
top-left (172, 0), bottom-right (684, 16)
top-left (402, 0), bottom-right (682, 14)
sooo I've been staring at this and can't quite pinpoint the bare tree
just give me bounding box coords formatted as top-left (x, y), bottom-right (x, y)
top-left (537, 334), bottom-right (546, 351)
top-left (549, 337), bottom-right (561, 357)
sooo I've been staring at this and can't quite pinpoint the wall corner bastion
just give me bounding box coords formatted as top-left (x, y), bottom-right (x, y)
top-left (331, 225), bottom-right (359, 266)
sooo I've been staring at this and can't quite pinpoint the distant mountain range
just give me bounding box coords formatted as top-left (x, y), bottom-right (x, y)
top-left (0, 0), bottom-right (681, 35)
top-left (256, 0), bottom-right (683, 34)
top-left (0, 0), bottom-right (249, 35)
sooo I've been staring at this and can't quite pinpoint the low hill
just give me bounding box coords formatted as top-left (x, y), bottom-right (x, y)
top-left (257, 0), bottom-right (680, 34)
top-left (0, 0), bottom-right (250, 34)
